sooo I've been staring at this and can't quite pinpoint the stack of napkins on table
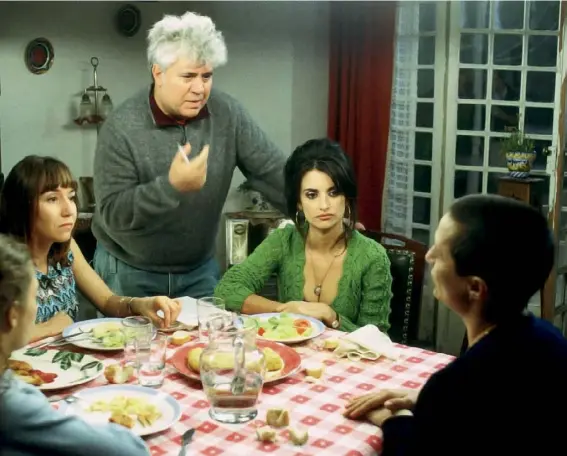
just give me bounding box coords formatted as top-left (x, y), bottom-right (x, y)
top-left (333, 325), bottom-right (401, 361)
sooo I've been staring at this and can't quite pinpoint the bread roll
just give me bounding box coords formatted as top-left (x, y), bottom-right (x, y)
top-left (170, 331), bottom-right (192, 346)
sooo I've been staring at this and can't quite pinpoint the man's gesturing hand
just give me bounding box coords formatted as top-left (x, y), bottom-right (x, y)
top-left (168, 143), bottom-right (210, 192)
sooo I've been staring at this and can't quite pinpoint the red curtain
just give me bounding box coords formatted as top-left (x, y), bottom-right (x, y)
top-left (327, 1), bottom-right (397, 231)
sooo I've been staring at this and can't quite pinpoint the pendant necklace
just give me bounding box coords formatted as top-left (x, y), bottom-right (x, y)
top-left (309, 248), bottom-right (344, 302)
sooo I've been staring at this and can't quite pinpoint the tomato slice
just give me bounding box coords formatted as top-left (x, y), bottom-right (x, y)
top-left (258, 328), bottom-right (266, 336)
top-left (293, 319), bottom-right (311, 328)
top-left (296, 327), bottom-right (307, 335)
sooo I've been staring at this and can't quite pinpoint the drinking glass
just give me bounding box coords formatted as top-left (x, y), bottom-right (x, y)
top-left (122, 316), bottom-right (153, 368)
top-left (197, 297), bottom-right (229, 341)
top-left (136, 333), bottom-right (167, 387)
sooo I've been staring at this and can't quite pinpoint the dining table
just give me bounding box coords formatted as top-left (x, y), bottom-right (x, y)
top-left (38, 327), bottom-right (455, 456)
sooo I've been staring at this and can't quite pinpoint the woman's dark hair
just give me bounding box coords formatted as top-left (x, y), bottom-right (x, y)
top-left (449, 194), bottom-right (554, 322)
top-left (0, 155), bottom-right (77, 266)
top-left (284, 138), bottom-right (358, 240)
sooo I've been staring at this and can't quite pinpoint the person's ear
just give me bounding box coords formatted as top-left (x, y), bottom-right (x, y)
top-left (468, 276), bottom-right (488, 303)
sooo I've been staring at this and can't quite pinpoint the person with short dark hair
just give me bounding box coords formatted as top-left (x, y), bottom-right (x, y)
top-left (215, 138), bottom-right (393, 332)
top-left (344, 194), bottom-right (567, 456)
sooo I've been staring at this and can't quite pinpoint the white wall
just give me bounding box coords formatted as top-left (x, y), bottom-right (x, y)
top-left (0, 1), bottom-right (329, 267)
top-left (0, 0), bottom-right (329, 187)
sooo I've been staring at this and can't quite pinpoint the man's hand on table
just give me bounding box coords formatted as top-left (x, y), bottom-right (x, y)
top-left (131, 296), bottom-right (182, 328)
top-left (343, 389), bottom-right (418, 422)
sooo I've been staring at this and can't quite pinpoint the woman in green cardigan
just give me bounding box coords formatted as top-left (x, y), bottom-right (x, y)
top-left (215, 138), bottom-right (393, 333)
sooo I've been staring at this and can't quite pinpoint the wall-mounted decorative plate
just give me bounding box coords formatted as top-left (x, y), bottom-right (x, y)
top-left (115, 4), bottom-right (142, 37)
top-left (25, 37), bottom-right (54, 75)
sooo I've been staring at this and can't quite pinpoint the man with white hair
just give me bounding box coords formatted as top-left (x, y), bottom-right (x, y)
top-left (91, 12), bottom-right (287, 299)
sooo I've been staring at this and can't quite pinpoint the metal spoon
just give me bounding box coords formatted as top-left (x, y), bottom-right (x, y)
top-left (178, 428), bottom-right (195, 456)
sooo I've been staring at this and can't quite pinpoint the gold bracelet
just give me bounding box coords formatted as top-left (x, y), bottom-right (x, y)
top-left (119, 297), bottom-right (135, 317)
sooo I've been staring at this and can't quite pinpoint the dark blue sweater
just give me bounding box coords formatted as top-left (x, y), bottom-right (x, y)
top-left (382, 313), bottom-right (567, 456)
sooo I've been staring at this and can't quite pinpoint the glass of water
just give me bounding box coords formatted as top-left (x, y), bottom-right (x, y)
top-left (136, 333), bottom-right (167, 388)
top-left (197, 297), bottom-right (229, 341)
top-left (122, 316), bottom-right (153, 368)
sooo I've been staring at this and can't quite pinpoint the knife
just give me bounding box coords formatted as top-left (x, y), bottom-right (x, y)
top-left (178, 428), bottom-right (195, 456)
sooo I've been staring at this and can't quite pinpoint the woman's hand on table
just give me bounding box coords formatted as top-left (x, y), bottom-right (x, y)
top-left (343, 389), bottom-right (418, 419)
top-left (131, 296), bottom-right (182, 328)
top-left (276, 301), bottom-right (335, 323)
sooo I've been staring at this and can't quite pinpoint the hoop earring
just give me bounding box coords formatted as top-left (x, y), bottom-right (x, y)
top-left (344, 205), bottom-right (352, 222)
top-left (295, 210), bottom-right (303, 226)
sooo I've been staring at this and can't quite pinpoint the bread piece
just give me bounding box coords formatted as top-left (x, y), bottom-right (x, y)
top-left (109, 412), bottom-right (135, 429)
top-left (256, 426), bottom-right (277, 442)
top-left (170, 330), bottom-right (192, 346)
top-left (266, 408), bottom-right (290, 428)
top-left (104, 364), bottom-right (134, 384)
top-left (262, 348), bottom-right (284, 372)
top-left (289, 427), bottom-right (309, 445)
top-left (304, 364), bottom-right (324, 379)
top-left (187, 347), bottom-right (203, 373)
top-left (323, 339), bottom-right (339, 350)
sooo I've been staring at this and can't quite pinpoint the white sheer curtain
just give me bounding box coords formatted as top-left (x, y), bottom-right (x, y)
top-left (382, 4), bottom-right (419, 237)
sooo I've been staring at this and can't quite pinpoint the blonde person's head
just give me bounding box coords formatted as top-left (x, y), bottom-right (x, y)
top-left (0, 235), bottom-right (37, 381)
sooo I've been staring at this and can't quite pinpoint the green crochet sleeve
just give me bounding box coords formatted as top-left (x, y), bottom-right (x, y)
top-left (336, 241), bottom-right (393, 333)
top-left (214, 228), bottom-right (287, 312)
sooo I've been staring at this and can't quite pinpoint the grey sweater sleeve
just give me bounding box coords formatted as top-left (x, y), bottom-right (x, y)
top-left (93, 121), bottom-right (181, 232)
top-left (1, 375), bottom-right (150, 456)
top-left (233, 102), bottom-right (288, 215)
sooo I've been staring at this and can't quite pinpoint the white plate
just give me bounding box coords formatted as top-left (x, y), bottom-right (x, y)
top-left (59, 385), bottom-right (182, 437)
top-left (251, 313), bottom-right (326, 344)
top-left (9, 348), bottom-right (103, 391)
top-left (62, 318), bottom-right (125, 351)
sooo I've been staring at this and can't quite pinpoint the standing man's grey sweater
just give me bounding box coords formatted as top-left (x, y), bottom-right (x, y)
top-left (92, 86), bottom-right (287, 273)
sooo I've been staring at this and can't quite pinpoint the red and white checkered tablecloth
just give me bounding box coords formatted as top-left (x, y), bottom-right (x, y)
top-left (41, 330), bottom-right (454, 456)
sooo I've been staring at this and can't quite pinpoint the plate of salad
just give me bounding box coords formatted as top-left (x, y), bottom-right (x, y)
top-left (247, 313), bottom-right (325, 344)
top-left (62, 318), bottom-right (127, 351)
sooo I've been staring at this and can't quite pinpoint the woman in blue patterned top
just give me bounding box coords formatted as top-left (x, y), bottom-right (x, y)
top-left (0, 156), bottom-right (182, 342)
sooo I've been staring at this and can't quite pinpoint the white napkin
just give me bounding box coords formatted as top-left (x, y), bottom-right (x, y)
top-left (334, 325), bottom-right (401, 361)
top-left (173, 296), bottom-right (199, 326)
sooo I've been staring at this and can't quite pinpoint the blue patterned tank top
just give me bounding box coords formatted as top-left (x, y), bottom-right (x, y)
top-left (35, 251), bottom-right (79, 323)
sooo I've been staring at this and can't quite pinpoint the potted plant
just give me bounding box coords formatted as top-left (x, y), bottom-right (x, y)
top-left (499, 125), bottom-right (550, 178)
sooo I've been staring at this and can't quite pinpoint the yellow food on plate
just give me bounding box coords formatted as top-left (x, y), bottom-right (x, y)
top-left (266, 408), bottom-right (290, 428)
top-left (170, 331), bottom-right (192, 346)
top-left (187, 347), bottom-right (203, 373)
top-left (187, 347), bottom-right (283, 374)
top-left (88, 395), bottom-right (162, 428)
top-left (263, 348), bottom-right (284, 372)
top-left (109, 412), bottom-right (135, 429)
